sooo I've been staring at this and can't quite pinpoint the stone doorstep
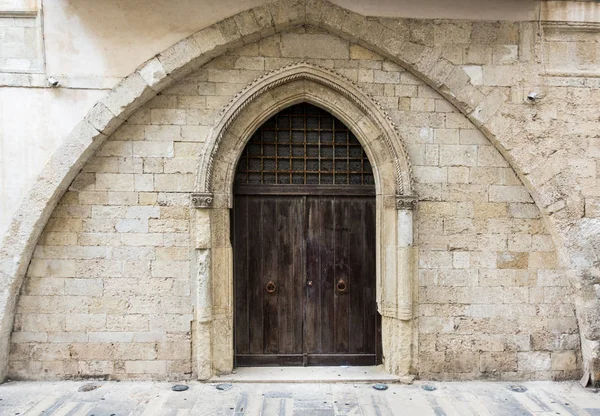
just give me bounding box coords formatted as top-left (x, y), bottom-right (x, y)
top-left (207, 365), bottom-right (415, 384)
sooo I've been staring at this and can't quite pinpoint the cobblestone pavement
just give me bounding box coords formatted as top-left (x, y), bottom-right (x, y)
top-left (1, 380), bottom-right (600, 415)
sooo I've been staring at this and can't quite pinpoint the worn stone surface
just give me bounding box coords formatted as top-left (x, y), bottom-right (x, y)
top-left (0, 380), bottom-right (599, 415)
top-left (5, 28), bottom-right (578, 382)
top-left (1, 0), bottom-right (599, 385)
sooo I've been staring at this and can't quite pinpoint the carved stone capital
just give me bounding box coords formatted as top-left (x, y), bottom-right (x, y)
top-left (396, 195), bottom-right (418, 210)
top-left (191, 192), bottom-right (214, 209)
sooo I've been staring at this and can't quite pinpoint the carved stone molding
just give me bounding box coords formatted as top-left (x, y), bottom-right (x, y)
top-left (396, 195), bottom-right (418, 210)
top-left (197, 61), bottom-right (414, 197)
top-left (191, 193), bottom-right (214, 209)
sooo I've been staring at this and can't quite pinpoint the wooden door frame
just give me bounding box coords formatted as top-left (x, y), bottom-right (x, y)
top-left (189, 65), bottom-right (418, 380)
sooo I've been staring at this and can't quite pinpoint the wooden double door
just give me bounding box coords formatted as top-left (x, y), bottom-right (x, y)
top-left (233, 186), bottom-right (381, 367)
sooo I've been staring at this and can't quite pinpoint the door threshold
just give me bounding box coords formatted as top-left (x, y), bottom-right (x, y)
top-left (208, 365), bottom-right (414, 384)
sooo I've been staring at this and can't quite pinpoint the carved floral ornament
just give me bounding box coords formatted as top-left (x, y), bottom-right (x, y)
top-left (192, 62), bottom-right (418, 211)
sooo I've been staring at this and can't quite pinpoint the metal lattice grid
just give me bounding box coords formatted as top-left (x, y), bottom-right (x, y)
top-left (234, 103), bottom-right (375, 186)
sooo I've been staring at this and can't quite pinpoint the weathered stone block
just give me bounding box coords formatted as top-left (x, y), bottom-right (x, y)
top-left (489, 186), bottom-right (533, 203)
top-left (268, 0), bottom-right (306, 31)
top-left (518, 351), bottom-right (551, 372)
top-left (86, 102), bottom-right (123, 136)
top-left (102, 73), bottom-right (156, 120)
top-left (281, 33), bottom-right (349, 59)
top-left (124, 360), bottom-right (167, 374)
top-left (439, 145), bottom-right (477, 167)
top-left (157, 37), bottom-right (202, 76)
top-left (480, 352), bottom-right (518, 373)
top-left (137, 57), bottom-right (171, 91)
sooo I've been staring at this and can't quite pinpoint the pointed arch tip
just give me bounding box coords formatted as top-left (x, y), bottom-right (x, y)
top-left (197, 61), bottom-right (415, 199)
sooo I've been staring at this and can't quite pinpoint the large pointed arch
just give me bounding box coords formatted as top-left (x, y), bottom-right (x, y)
top-left (1, 0), bottom-right (596, 383)
top-left (196, 61), bottom-right (414, 203)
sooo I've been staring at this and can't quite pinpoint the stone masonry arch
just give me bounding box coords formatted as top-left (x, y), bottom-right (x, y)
top-left (197, 61), bottom-right (414, 200)
top-left (189, 62), bottom-right (416, 377)
top-left (0, 0), bottom-right (596, 383)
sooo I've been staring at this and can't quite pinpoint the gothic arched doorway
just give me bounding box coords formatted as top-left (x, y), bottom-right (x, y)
top-left (233, 103), bottom-right (382, 366)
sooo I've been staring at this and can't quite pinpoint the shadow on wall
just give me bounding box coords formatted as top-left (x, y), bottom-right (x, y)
top-left (45, 0), bottom-right (539, 79)
top-left (44, 0), bottom-right (264, 78)
top-left (330, 0), bottom-right (538, 21)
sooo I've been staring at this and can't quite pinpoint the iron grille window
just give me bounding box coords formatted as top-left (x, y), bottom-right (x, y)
top-left (234, 103), bottom-right (374, 186)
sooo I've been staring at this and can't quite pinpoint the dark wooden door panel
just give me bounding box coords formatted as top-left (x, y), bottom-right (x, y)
top-left (234, 193), bottom-right (380, 367)
top-left (305, 196), bottom-right (378, 360)
top-left (247, 196), bottom-right (264, 355)
top-left (234, 195), bottom-right (305, 363)
top-left (275, 197), bottom-right (305, 354)
top-left (332, 198), bottom-right (350, 355)
top-left (347, 199), bottom-right (365, 354)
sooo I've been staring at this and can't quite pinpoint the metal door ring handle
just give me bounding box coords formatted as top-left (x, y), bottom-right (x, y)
top-left (337, 279), bottom-right (347, 293)
top-left (266, 281), bottom-right (277, 293)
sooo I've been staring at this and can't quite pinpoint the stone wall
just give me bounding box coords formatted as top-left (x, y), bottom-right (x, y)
top-left (0, 0), bottom-right (544, 244)
top-left (7, 28), bottom-right (579, 381)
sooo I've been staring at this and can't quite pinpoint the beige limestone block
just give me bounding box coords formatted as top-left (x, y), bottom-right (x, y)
top-left (489, 186), bottom-right (533, 203)
top-left (125, 360), bottom-right (167, 374)
top-left (518, 351), bottom-right (551, 372)
top-left (281, 33), bottom-right (349, 59)
top-left (439, 145), bottom-right (477, 167)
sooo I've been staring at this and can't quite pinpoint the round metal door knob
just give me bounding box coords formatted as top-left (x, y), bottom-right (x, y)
top-left (266, 281), bottom-right (277, 293)
top-left (337, 279), bottom-right (348, 293)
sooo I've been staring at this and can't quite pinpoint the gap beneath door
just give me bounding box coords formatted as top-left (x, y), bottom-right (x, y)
top-left (208, 365), bottom-right (413, 383)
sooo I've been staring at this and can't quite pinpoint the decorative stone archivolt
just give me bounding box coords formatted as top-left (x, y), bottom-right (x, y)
top-left (190, 61), bottom-right (418, 378)
top-left (195, 62), bottom-right (416, 205)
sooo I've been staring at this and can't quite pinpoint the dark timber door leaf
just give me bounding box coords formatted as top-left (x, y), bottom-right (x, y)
top-left (233, 103), bottom-right (381, 367)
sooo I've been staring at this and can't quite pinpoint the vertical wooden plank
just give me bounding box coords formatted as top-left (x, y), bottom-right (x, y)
top-left (277, 197), bottom-right (291, 354)
top-left (262, 197), bottom-right (279, 354)
top-left (248, 196), bottom-right (264, 354)
top-left (234, 195), bottom-right (249, 356)
top-left (348, 197), bottom-right (365, 354)
top-left (293, 196), bottom-right (306, 355)
top-left (277, 196), bottom-right (304, 354)
top-left (333, 197), bottom-right (350, 355)
top-left (320, 197), bottom-right (335, 354)
top-left (305, 196), bottom-right (320, 355)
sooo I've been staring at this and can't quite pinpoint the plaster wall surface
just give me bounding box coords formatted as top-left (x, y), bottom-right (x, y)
top-left (7, 29), bottom-right (579, 381)
top-left (0, 89), bottom-right (103, 240)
